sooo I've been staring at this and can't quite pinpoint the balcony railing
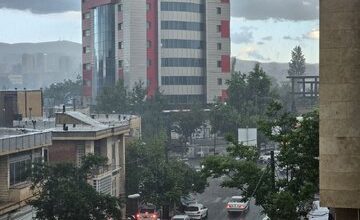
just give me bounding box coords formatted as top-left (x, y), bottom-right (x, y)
top-left (0, 132), bottom-right (52, 155)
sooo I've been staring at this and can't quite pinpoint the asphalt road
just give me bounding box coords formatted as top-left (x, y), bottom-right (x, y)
top-left (194, 177), bottom-right (265, 220)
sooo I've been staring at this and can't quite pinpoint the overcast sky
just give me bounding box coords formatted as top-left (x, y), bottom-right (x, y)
top-left (0, 0), bottom-right (319, 63)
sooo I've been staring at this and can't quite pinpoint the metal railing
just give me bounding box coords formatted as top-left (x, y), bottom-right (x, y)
top-left (0, 132), bottom-right (52, 155)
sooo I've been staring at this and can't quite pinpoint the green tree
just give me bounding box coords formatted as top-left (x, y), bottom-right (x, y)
top-left (96, 80), bottom-right (129, 113)
top-left (288, 46), bottom-right (306, 76)
top-left (43, 75), bottom-right (82, 106)
top-left (210, 63), bottom-right (275, 137)
top-left (202, 102), bottom-right (319, 219)
top-left (29, 154), bottom-right (122, 220)
top-left (171, 105), bottom-right (206, 147)
top-left (126, 137), bottom-right (207, 214)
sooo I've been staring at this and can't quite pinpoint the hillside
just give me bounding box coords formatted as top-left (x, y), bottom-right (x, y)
top-left (235, 59), bottom-right (319, 83)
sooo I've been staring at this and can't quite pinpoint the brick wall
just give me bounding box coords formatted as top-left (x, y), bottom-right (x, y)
top-left (0, 156), bottom-right (9, 202)
top-left (49, 141), bottom-right (79, 164)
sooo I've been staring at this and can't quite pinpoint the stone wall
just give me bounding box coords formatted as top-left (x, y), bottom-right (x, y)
top-left (320, 0), bottom-right (360, 210)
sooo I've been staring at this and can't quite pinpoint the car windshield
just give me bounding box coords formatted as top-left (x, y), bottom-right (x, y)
top-left (140, 208), bottom-right (155, 213)
top-left (185, 206), bottom-right (199, 211)
top-left (231, 199), bottom-right (243, 203)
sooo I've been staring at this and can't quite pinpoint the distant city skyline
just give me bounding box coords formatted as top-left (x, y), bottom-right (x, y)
top-left (0, 0), bottom-right (319, 63)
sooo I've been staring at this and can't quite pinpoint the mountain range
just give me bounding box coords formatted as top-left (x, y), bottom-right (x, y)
top-left (0, 40), bottom-right (318, 88)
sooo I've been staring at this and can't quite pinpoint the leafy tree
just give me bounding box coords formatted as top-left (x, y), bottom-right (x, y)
top-left (209, 102), bottom-right (239, 137)
top-left (126, 137), bottom-right (207, 215)
top-left (288, 46), bottom-right (306, 76)
top-left (171, 105), bottom-right (206, 147)
top-left (29, 154), bottom-right (122, 220)
top-left (202, 102), bottom-right (319, 219)
top-left (210, 63), bottom-right (275, 138)
top-left (96, 80), bottom-right (129, 113)
top-left (43, 75), bottom-right (82, 106)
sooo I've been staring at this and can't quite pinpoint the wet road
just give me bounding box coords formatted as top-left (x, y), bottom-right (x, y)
top-left (194, 177), bottom-right (265, 220)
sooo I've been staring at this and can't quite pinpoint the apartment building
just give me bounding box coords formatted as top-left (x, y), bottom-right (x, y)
top-left (50, 111), bottom-right (130, 198)
top-left (0, 89), bottom-right (43, 127)
top-left (82, 0), bottom-right (230, 105)
top-left (0, 129), bottom-right (51, 216)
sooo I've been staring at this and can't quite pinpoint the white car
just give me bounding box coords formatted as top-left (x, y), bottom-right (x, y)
top-left (171, 215), bottom-right (191, 220)
top-left (307, 201), bottom-right (329, 220)
top-left (184, 203), bottom-right (208, 220)
top-left (226, 196), bottom-right (249, 213)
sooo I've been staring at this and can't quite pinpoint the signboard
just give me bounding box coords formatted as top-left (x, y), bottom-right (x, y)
top-left (238, 128), bottom-right (257, 146)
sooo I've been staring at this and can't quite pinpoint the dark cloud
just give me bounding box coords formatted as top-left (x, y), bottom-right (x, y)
top-left (231, 28), bottom-right (254, 44)
top-left (248, 50), bottom-right (270, 61)
top-left (0, 0), bottom-right (80, 14)
top-left (257, 42), bottom-right (264, 45)
top-left (231, 0), bottom-right (319, 21)
top-left (262, 36), bottom-right (272, 41)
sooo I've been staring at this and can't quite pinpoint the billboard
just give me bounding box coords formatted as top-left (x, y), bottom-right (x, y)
top-left (238, 128), bottom-right (257, 146)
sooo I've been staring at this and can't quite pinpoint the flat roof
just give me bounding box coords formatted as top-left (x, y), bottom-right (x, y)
top-left (0, 128), bottom-right (39, 139)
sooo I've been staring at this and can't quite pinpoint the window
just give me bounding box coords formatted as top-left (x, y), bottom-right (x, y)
top-left (161, 2), bottom-right (204, 13)
top-left (9, 153), bottom-right (32, 186)
top-left (217, 43), bottom-right (222, 50)
top-left (217, 25), bottom-right (221, 32)
top-left (118, 23), bottom-right (123, 30)
top-left (147, 40), bottom-right (152, 48)
top-left (118, 41), bottom-right (123, 49)
top-left (147, 21), bottom-right (151, 29)
top-left (147, 3), bottom-right (150, 11)
top-left (217, 60), bottom-right (222, 68)
top-left (83, 63), bottom-right (91, 70)
top-left (161, 76), bottom-right (204, 85)
top-left (147, 59), bottom-right (152, 67)
top-left (83, 29), bottom-right (90, 37)
top-left (165, 95), bottom-right (205, 104)
top-left (161, 21), bottom-right (204, 31)
top-left (76, 145), bottom-right (85, 167)
top-left (161, 58), bottom-right (204, 67)
top-left (217, 7), bottom-right (222, 14)
top-left (161, 39), bottom-right (203, 49)
top-left (118, 4), bottom-right (122, 12)
top-left (83, 46), bottom-right (90, 53)
top-left (217, 78), bottom-right (223, 85)
top-left (83, 12), bottom-right (90, 19)
top-left (118, 60), bottom-right (123, 68)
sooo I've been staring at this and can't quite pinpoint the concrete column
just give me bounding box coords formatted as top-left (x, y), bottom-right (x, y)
top-left (320, 0), bottom-right (360, 218)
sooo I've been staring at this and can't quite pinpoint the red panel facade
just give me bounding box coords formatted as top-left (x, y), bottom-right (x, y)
top-left (220, 90), bottom-right (229, 102)
top-left (83, 0), bottom-right (116, 11)
top-left (146, 0), bottom-right (159, 97)
top-left (221, 20), bottom-right (230, 38)
top-left (221, 55), bottom-right (230, 73)
top-left (221, 0), bottom-right (230, 3)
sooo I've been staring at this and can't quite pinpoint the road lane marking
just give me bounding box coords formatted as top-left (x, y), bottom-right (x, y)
top-left (213, 197), bottom-right (222, 203)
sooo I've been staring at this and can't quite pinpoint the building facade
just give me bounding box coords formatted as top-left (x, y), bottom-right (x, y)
top-left (0, 129), bottom-right (52, 216)
top-left (0, 89), bottom-right (43, 127)
top-left (320, 0), bottom-right (360, 219)
top-left (82, 0), bottom-right (230, 105)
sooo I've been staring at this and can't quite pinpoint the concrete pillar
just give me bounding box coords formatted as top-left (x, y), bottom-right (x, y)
top-left (320, 0), bottom-right (360, 218)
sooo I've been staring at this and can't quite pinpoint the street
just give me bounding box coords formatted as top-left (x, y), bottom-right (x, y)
top-left (194, 177), bottom-right (264, 220)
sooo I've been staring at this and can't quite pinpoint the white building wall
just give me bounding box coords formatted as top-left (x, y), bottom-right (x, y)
top-left (205, 0), bottom-right (231, 103)
top-left (123, 0), bottom-right (147, 89)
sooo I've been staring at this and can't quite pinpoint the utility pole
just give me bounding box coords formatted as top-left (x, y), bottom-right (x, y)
top-left (270, 150), bottom-right (276, 191)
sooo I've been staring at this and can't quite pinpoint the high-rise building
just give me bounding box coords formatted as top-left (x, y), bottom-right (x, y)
top-left (82, 0), bottom-right (230, 105)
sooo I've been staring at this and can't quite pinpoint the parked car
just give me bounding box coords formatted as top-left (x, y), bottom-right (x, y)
top-left (180, 194), bottom-right (197, 207)
top-left (226, 196), bottom-right (249, 213)
top-left (184, 203), bottom-right (208, 219)
top-left (136, 204), bottom-right (160, 220)
top-left (171, 215), bottom-right (191, 220)
top-left (307, 201), bottom-right (329, 220)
